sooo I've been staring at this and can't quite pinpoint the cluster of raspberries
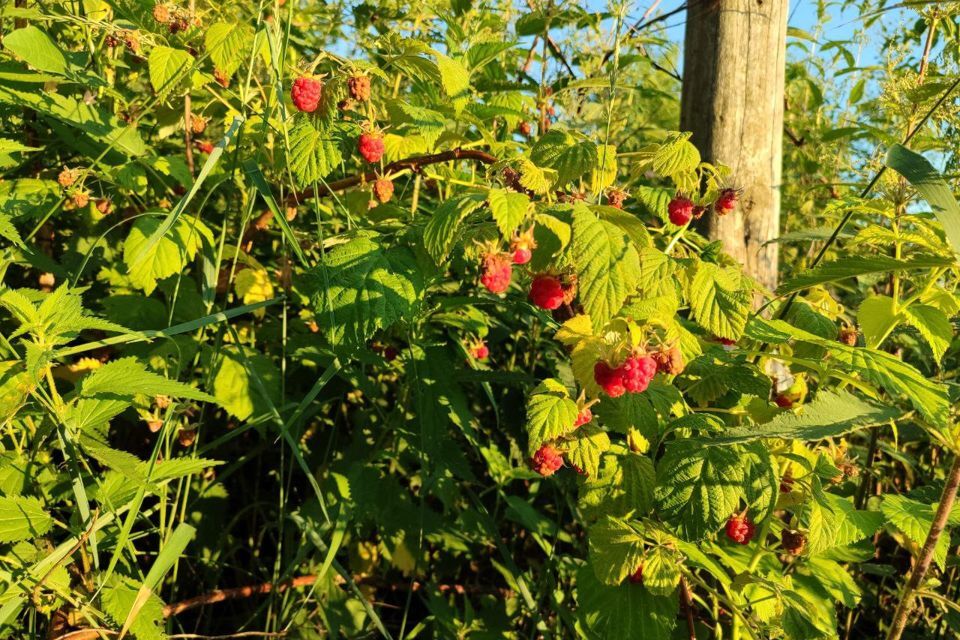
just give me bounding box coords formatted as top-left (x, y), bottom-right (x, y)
top-left (478, 228), bottom-right (542, 296)
top-left (666, 188), bottom-right (740, 226)
top-left (594, 355), bottom-right (657, 397)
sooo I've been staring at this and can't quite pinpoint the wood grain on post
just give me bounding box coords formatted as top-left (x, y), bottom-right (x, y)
top-left (680, 0), bottom-right (788, 292)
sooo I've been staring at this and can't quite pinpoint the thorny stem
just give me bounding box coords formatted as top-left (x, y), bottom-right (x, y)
top-left (886, 455), bottom-right (960, 640)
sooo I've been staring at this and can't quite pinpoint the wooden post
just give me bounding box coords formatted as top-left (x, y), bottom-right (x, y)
top-left (680, 0), bottom-right (788, 291)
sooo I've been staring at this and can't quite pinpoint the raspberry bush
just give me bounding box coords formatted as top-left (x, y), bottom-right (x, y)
top-left (1, 2), bottom-right (959, 639)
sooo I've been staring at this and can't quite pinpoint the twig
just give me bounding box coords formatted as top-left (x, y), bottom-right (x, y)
top-left (680, 576), bottom-right (697, 640)
top-left (287, 148), bottom-right (497, 205)
top-left (164, 574), bottom-right (320, 617)
top-left (886, 455), bottom-right (960, 640)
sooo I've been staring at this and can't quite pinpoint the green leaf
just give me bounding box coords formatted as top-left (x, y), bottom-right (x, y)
top-left (0, 496), bottom-right (52, 543)
top-left (588, 516), bottom-right (646, 585)
top-left (803, 489), bottom-right (884, 556)
top-left (571, 204), bottom-right (641, 331)
top-left (688, 262), bottom-right (750, 340)
top-left (881, 494), bottom-right (950, 570)
top-left (903, 304), bottom-right (952, 363)
top-left (642, 543), bottom-right (681, 596)
top-left (148, 46), bottom-right (195, 96)
top-left (434, 53), bottom-right (470, 114)
top-left (702, 391), bottom-right (897, 445)
top-left (204, 22), bottom-right (252, 76)
top-left (422, 195), bottom-right (485, 264)
top-left (100, 574), bottom-right (166, 640)
top-left (565, 424), bottom-right (610, 478)
top-left (487, 188), bottom-right (530, 238)
top-left (212, 346), bottom-right (281, 421)
top-left (654, 441), bottom-right (745, 540)
top-left (287, 117), bottom-right (344, 187)
top-left (886, 144), bottom-right (960, 257)
top-left (80, 357), bottom-right (214, 403)
top-left (778, 255), bottom-right (953, 295)
top-left (577, 564), bottom-right (678, 639)
top-left (310, 232), bottom-right (424, 347)
top-left (525, 379), bottom-right (578, 454)
top-left (858, 295), bottom-right (900, 348)
top-left (650, 132), bottom-right (700, 179)
top-left (123, 215), bottom-right (212, 295)
top-left (529, 129), bottom-right (598, 187)
top-left (3, 26), bottom-right (67, 75)
top-left (580, 454), bottom-right (655, 521)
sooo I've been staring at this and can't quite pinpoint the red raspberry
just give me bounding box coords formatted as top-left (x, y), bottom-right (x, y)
top-left (594, 361), bottom-right (626, 398)
top-left (774, 394), bottom-right (793, 408)
top-left (291, 76), bottom-right (323, 113)
top-left (716, 336), bottom-right (736, 347)
top-left (725, 515), bottom-right (756, 544)
top-left (372, 177), bottom-right (394, 203)
top-left (358, 132), bottom-right (385, 163)
top-left (195, 140), bottom-right (214, 154)
top-left (573, 407), bottom-right (592, 427)
top-left (529, 275), bottom-right (565, 310)
top-left (480, 253), bottom-right (512, 294)
top-left (468, 341), bottom-right (489, 360)
top-left (628, 564), bottom-right (644, 584)
top-left (517, 121), bottom-right (532, 137)
top-left (531, 444), bottom-right (564, 477)
top-left (715, 188), bottom-right (738, 216)
top-left (510, 229), bottom-right (536, 265)
top-left (668, 196), bottom-right (694, 226)
top-left (621, 355), bottom-right (657, 394)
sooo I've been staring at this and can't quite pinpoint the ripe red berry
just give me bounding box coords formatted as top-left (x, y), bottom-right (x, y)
top-left (195, 140), bottom-right (214, 154)
top-left (668, 196), bottom-right (694, 226)
top-left (372, 177), bottom-right (394, 204)
top-left (628, 564), bottom-right (644, 584)
top-left (774, 394), bottom-right (793, 408)
top-left (621, 355), bottom-right (657, 394)
top-left (717, 336), bottom-right (736, 347)
top-left (291, 76), bottom-right (323, 113)
top-left (574, 407), bottom-right (592, 428)
top-left (594, 361), bottom-right (627, 398)
top-left (480, 253), bottom-right (513, 294)
top-left (715, 188), bottom-right (738, 216)
top-left (358, 132), bottom-right (385, 163)
top-left (468, 341), bottom-right (489, 360)
top-left (529, 275), bottom-right (565, 310)
top-left (725, 515), bottom-right (756, 544)
top-left (531, 444), bottom-right (564, 477)
top-left (510, 228), bottom-right (536, 265)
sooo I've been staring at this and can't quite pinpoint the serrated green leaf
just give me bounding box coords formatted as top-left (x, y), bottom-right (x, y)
top-left (212, 345), bottom-right (281, 421)
top-left (434, 53), bottom-right (470, 114)
top-left (886, 144), bottom-right (960, 257)
top-left (642, 544), bottom-right (681, 596)
top-left (287, 117), bottom-right (343, 187)
top-left (422, 195), bottom-right (485, 264)
top-left (565, 424), bottom-right (610, 478)
top-left (488, 188), bottom-right (530, 238)
top-left (205, 22), bottom-right (251, 76)
top-left (525, 379), bottom-right (578, 454)
top-left (0, 496), bottom-right (52, 543)
top-left (688, 262), bottom-right (750, 340)
top-left (530, 129), bottom-right (598, 187)
top-left (123, 215), bottom-right (212, 295)
top-left (654, 441), bottom-right (744, 540)
top-left (778, 255), bottom-right (953, 295)
top-left (148, 46), bottom-right (194, 96)
top-left (803, 488), bottom-right (883, 556)
top-left (903, 303), bottom-right (952, 363)
top-left (588, 516), bottom-right (646, 585)
top-left (881, 494), bottom-right (950, 570)
top-left (3, 26), bottom-right (67, 75)
top-left (577, 564), bottom-right (678, 639)
top-left (571, 204), bottom-right (641, 331)
top-left (80, 357), bottom-right (214, 402)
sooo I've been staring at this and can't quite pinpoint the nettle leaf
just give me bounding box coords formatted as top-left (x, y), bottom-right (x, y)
top-left (777, 255), bottom-right (953, 295)
top-left (148, 46), bottom-right (195, 97)
top-left (204, 22), bottom-right (252, 76)
top-left (886, 143), bottom-right (960, 257)
top-left (525, 378), bottom-right (578, 454)
top-left (422, 194), bottom-right (486, 264)
top-left (803, 486), bottom-right (884, 556)
top-left (101, 574), bottom-right (166, 640)
top-left (529, 129), bottom-right (598, 187)
top-left (571, 204), bottom-right (641, 331)
top-left (588, 516), bottom-right (646, 585)
top-left (0, 496), bottom-right (52, 542)
top-left (565, 424), bottom-right (610, 478)
top-left (434, 53), bottom-right (470, 114)
top-left (577, 564), bottom-right (678, 639)
top-left (687, 262), bottom-right (750, 340)
top-left (903, 304), bottom-right (952, 363)
top-left (881, 494), bottom-right (951, 570)
top-left (703, 390), bottom-right (897, 445)
top-left (123, 215), bottom-right (213, 295)
top-left (288, 117), bottom-right (344, 187)
top-left (310, 232), bottom-right (424, 347)
top-left (654, 441), bottom-right (745, 540)
top-left (79, 357), bottom-right (214, 403)
top-left (487, 188), bottom-right (530, 239)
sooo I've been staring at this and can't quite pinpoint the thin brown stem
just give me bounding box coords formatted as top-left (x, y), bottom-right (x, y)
top-left (287, 148), bottom-right (497, 205)
top-left (680, 576), bottom-right (697, 640)
top-left (886, 454), bottom-right (960, 640)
